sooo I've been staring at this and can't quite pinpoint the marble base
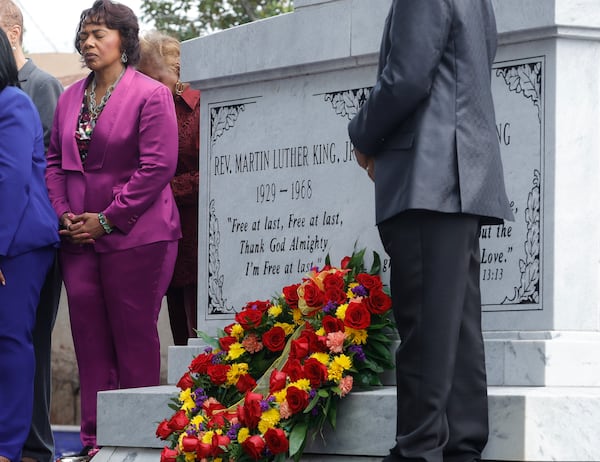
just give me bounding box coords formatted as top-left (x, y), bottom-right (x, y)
top-left (484, 331), bottom-right (600, 386)
top-left (97, 385), bottom-right (600, 461)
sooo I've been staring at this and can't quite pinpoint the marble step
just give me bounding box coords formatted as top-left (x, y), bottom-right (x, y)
top-left (97, 384), bottom-right (600, 461)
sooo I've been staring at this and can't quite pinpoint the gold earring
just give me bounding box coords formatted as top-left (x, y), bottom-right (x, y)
top-left (175, 81), bottom-right (184, 96)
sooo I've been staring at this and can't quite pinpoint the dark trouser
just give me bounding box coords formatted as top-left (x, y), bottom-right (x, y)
top-left (22, 254), bottom-right (62, 462)
top-left (166, 285), bottom-right (198, 346)
top-left (0, 246), bottom-right (55, 462)
top-left (378, 210), bottom-right (488, 462)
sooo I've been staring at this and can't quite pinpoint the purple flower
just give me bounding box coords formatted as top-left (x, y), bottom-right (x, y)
top-left (351, 285), bottom-right (368, 297)
top-left (227, 423), bottom-right (241, 440)
top-left (348, 344), bottom-right (366, 362)
top-left (323, 301), bottom-right (337, 314)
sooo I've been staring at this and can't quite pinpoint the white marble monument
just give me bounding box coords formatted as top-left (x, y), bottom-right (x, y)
top-left (94, 1), bottom-right (600, 461)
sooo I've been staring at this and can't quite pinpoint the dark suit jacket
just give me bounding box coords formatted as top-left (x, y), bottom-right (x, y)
top-left (348, 0), bottom-right (513, 224)
top-left (0, 86), bottom-right (59, 257)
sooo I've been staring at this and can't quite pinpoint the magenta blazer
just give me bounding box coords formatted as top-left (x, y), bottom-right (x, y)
top-left (45, 67), bottom-right (182, 253)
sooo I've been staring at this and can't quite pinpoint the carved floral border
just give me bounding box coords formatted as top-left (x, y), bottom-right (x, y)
top-left (206, 103), bottom-right (249, 315)
top-left (496, 59), bottom-right (543, 305)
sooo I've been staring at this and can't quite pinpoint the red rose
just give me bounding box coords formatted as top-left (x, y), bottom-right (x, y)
top-left (196, 442), bottom-right (212, 459)
top-left (302, 280), bottom-right (324, 308)
top-left (300, 327), bottom-right (326, 353)
top-left (176, 372), bottom-right (194, 390)
top-left (323, 272), bottom-right (345, 291)
top-left (223, 323), bottom-right (235, 335)
top-left (181, 435), bottom-right (199, 452)
top-left (155, 419), bottom-right (172, 439)
top-left (189, 353), bottom-right (213, 374)
top-left (325, 287), bottom-right (347, 305)
top-left (303, 357), bottom-right (329, 388)
top-left (235, 308), bottom-right (264, 330)
top-left (286, 386), bottom-right (309, 414)
top-left (343, 300), bottom-right (371, 330)
top-left (219, 335), bottom-right (237, 352)
top-left (340, 256), bottom-right (351, 269)
top-left (356, 273), bottom-right (383, 291)
top-left (167, 410), bottom-right (189, 431)
top-left (211, 434), bottom-right (231, 456)
top-left (160, 447), bottom-right (178, 462)
top-left (207, 364), bottom-right (231, 385)
top-left (262, 326), bottom-right (287, 352)
top-left (282, 358), bottom-right (304, 382)
top-left (269, 369), bottom-right (288, 393)
top-left (289, 337), bottom-right (310, 360)
top-left (236, 373), bottom-right (257, 393)
top-left (282, 283), bottom-right (300, 308)
top-left (242, 435), bottom-right (266, 460)
top-left (264, 428), bottom-right (289, 455)
top-left (322, 315), bottom-right (344, 334)
top-left (238, 392), bottom-right (263, 428)
top-left (203, 399), bottom-right (227, 416)
top-left (243, 300), bottom-right (271, 312)
top-left (366, 289), bottom-right (392, 315)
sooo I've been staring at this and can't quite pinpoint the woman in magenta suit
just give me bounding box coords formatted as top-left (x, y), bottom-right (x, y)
top-left (44, 0), bottom-right (181, 453)
top-left (0, 28), bottom-right (59, 462)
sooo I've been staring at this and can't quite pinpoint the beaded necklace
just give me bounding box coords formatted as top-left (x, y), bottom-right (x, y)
top-left (87, 67), bottom-right (126, 120)
top-left (75, 67), bottom-right (126, 163)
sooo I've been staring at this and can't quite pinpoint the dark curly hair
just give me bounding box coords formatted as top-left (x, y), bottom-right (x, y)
top-left (74, 0), bottom-right (140, 66)
top-left (0, 27), bottom-right (19, 91)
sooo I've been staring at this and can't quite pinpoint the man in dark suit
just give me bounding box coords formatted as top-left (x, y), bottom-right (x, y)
top-left (348, 1), bottom-right (513, 461)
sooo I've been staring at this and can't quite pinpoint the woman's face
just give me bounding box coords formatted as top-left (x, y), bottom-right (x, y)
top-left (138, 59), bottom-right (179, 95)
top-left (78, 20), bottom-right (123, 73)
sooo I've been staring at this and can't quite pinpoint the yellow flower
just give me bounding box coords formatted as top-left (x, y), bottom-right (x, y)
top-left (290, 378), bottom-right (311, 392)
top-left (258, 408), bottom-right (281, 434)
top-left (292, 307), bottom-right (303, 324)
top-left (226, 342), bottom-right (246, 361)
top-left (178, 388), bottom-right (192, 403)
top-left (227, 363), bottom-right (249, 385)
top-left (238, 427), bottom-right (250, 443)
top-left (346, 283), bottom-right (359, 299)
top-left (231, 323), bottom-right (244, 340)
top-left (346, 327), bottom-right (368, 344)
top-left (273, 389), bottom-right (287, 403)
top-left (328, 365), bottom-right (343, 382)
top-left (336, 303), bottom-right (348, 320)
top-left (333, 354), bottom-right (352, 371)
top-left (315, 327), bottom-right (325, 336)
top-left (190, 414), bottom-right (205, 428)
top-left (268, 304), bottom-right (283, 318)
top-left (275, 322), bottom-right (295, 335)
top-left (184, 452), bottom-right (195, 462)
top-left (310, 352), bottom-right (330, 365)
top-left (201, 430), bottom-right (214, 444)
top-left (180, 396), bottom-right (196, 413)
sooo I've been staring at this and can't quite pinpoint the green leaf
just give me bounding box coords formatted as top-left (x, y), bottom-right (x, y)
top-left (317, 389), bottom-right (329, 398)
top-left (196, 330), bottom-right (219, 349)
top-left (289, 420), bottom-right (309, 456)
top-left (369, 251), bottom-right (382, 275)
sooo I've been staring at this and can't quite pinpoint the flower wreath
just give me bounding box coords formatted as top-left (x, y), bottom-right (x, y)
top-left (157, 249), bottom-right (395, 462)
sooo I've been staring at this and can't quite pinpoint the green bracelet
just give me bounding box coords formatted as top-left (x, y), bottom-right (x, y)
top-left (98, 212), bottom-right (114, 234)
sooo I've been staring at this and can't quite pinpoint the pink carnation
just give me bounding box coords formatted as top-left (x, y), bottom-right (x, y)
top-left (339, 375), bottom-right (353, 397)
top-left (279, 400), bottom-right (292, 419)
top-left (242, 333), bottom-right (264, 353)
top-left (326, 331), bottom-right (346, 353)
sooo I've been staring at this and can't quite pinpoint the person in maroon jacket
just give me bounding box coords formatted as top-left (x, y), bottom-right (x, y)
top-left (138, 31), bottom-right (200, 346)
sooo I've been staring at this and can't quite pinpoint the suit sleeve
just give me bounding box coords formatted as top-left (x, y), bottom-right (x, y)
top-left (0, 95), bottom-right (34, 255)
top-left (45, 97), bottom-right (71, 219)
top-left (103, 85), bottom-right (178, 234)
top-left (348, 0), bottom-right (452, 155)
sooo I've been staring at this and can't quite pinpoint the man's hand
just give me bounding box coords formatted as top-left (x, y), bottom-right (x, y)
top-left (355, 149), bottom-right (375, 182)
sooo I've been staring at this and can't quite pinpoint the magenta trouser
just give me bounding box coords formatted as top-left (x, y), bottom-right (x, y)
top-left (60, 240), bottom-right (177, 448)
